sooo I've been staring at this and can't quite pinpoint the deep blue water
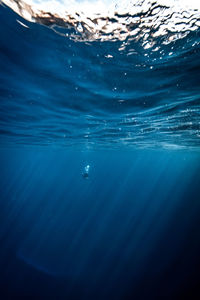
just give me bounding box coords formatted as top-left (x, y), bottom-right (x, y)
top-left (0, 148), bottom-right (200, 299)
top-left (0, 2), bottom-right (200, 299)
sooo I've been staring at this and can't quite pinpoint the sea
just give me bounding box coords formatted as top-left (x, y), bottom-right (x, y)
top-left (0, 0), bottom-right (200, 299)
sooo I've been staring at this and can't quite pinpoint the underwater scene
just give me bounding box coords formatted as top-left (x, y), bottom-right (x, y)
top-left (0, 0), bottom-right (200, 299)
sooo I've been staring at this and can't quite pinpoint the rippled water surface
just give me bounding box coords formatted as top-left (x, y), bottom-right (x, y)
top-left (0, 0), bottom-right (200, 150)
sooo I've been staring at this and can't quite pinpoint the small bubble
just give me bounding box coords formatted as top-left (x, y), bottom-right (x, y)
top-left (77, 22), bottom-right (83, 32)
top-left (105, 54), bottom-right (113, 58)
top-left (118, 99), bottom-right (125, 104)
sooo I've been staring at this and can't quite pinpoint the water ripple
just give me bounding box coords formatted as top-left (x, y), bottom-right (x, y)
top-left (0, 2), bottom-right (200, 149)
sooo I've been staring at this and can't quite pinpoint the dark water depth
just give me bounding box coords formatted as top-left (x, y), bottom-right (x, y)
top-left (0, 148), bottom-right (200, 299)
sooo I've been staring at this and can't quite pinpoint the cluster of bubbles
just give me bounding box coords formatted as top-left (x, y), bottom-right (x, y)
top-left (82, 164), bottom-right (90, 179)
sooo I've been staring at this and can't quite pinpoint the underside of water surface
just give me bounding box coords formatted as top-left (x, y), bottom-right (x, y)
top-left (0, 0), bottom-right (200, 149)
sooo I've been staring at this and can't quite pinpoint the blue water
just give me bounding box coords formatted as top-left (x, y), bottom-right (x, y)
top-left (0, 4), bottom-right (200, 149)
top-left (0, 2), bottom-right (200, 299)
